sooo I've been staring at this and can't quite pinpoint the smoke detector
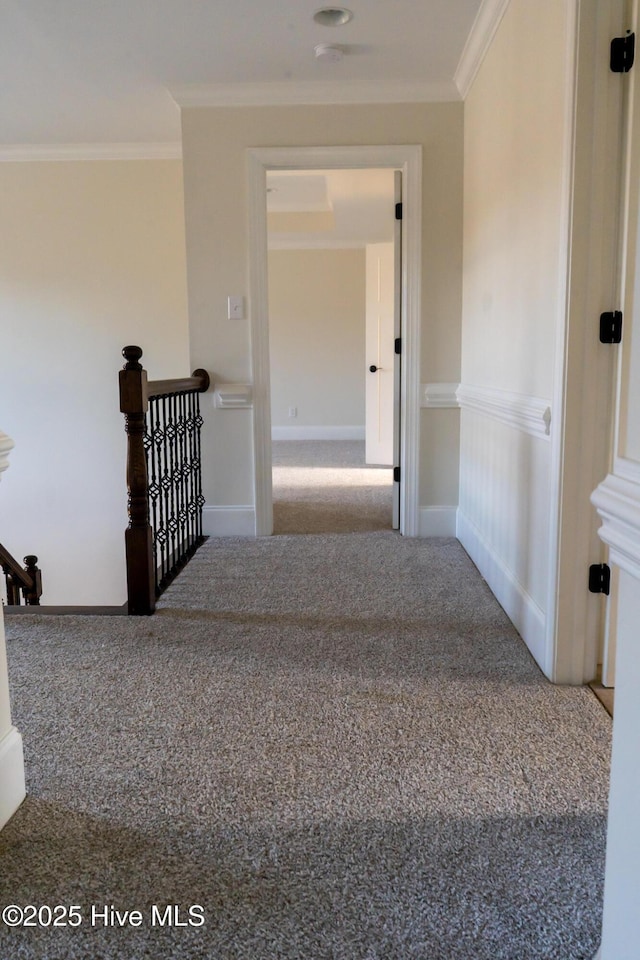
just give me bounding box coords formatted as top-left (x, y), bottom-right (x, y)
top-left (314, 42), bottom-right (344, 62)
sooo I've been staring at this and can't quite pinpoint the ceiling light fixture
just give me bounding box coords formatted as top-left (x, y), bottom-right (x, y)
top-left (313, 7), bottom-right (353, 27)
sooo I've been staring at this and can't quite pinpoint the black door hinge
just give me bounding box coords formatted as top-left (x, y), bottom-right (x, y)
top-left (611, 31), bottom-right (635, 72)
top-left (600, 310), bottom-right (623, 343)
top-left (395, 202), bottom-right (403, 220)
top-left (394, 337), bottom-right (402, 355)
top-left (393, 466), bottom-right (401, 483)
top-left (589, 563), bottom-right (611, 596)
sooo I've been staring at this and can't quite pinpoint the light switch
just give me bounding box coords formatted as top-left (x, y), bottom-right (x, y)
top-left (227, 296), bottom-right (244, 320)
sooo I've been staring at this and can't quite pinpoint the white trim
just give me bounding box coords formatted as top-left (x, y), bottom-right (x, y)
top-left (0, 431), bottom-right (14, 481)
top-left (202, 506), bottom-right (256, 537)
top-left (170, 80), bottom-right (460, 109)
top-left (248, 144), bottom-right (423, 538)
top-left (0, 727), bottom-right (26, 831)
top-left (592, 470), bottom-right (640, 580)
top-left (454, 0), bottom-right (512, 99)
top-left (212, 383), bottom-right (253, 409)
top-left (545, 0), bottom-right (612, 686)
top-left (418, 506), bottom-right (458, 537)
top-left (456, 384), bottom-right (552, 438)
top-left (457, 509), bottom-right (547, 670)
top-left (272, 425), bottom-right (365, 441)
top-left (0, 143), bottom-right (182, 162)
top-left (421, 383), bottom-right (460, 409)
top-left (612, 455), bottom-right (640, 487)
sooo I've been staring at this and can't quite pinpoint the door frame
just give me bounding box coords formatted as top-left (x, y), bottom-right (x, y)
top-left (547, 0), bottom-right (625, 684)
top-left (247, 144), bottom-right (422, 536)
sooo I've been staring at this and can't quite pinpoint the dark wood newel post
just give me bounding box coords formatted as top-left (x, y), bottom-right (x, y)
top-left (120, 345), bottom-right (155, 615)
top-left (23, 555), bottom-right (42, 605)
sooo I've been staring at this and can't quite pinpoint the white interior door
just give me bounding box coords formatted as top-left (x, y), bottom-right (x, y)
top-left (365, 241), bottom-right (395, 466)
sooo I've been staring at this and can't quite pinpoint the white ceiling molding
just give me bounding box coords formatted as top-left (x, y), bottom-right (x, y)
top-left (454, 0), bottom-right (511, 99)
top-left (169, 79), bottom-right (460, 108)
top-left (0, 142), bottom-right (182, 162)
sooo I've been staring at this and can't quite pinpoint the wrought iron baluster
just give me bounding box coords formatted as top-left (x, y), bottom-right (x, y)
top-left (147, 399), bottom-right (159, 592)
top-left (179, 393), bottom-right (189, 562)
top-left (120, 346), bottom-right (209, 613)
top-left (161, 394), bottom-right (171, 590)
top-left (194, 392), bottom-right (204, 541)
top-left (188, 390), bottom-right (197, 551)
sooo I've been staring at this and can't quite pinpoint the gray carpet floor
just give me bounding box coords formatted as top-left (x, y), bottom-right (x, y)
top-left (0, 442), bottom-right (611, 959)
top-left (272, 439), bottom-right (393, 533)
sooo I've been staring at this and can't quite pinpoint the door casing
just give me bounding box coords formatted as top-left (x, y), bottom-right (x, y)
top-left (247, 144), bottom-right (422, 537)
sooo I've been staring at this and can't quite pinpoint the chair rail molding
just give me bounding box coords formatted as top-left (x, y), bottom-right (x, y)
top-left (592, 462), bottom-right (640, 581)
top-left (456, 384), bottom-right (552, 439)
top-left (421, 383), bottom-right (460, 408)
top-left (0, 431), bottom-right (14, 480)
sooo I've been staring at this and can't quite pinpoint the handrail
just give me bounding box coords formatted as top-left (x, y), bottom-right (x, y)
top-left (119, 345), bottom-right (210, 615)
top-left (0, 544), bottom-right (42, 605)
top-left (148, 372), bottom-right (210, 398)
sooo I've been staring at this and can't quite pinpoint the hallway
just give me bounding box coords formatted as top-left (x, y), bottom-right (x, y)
top-left (0, 461), bottom-right (611, 959)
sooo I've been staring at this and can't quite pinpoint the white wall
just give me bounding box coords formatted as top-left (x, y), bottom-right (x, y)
top-left (268, 248), bottom-right (365, 431)
top-left (459, 0), bottom-right (574, 675)
top-left (0, 160), bottom-right (190, 604)
top-left (181, 102), bottom-right (463, 529)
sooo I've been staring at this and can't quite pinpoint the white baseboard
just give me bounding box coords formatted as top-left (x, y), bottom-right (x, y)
top-left (457, 509), bottom-right (548, 674)
top-left (272, 425), bottom-right (365, 441)
top-left (0, 727), bottom-right (26, 831)
top-left (202, 506), bottom-right (256, 537)
top-left (418, 506), bottom-right (458, 537)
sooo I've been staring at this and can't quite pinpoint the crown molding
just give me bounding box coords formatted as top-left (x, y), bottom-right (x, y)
top-left (454, 0), bottom-right (512, 99)
top-left (0, 142), bottom-right (182, 162)
top-left (169, 79), bottom-right (460, 108)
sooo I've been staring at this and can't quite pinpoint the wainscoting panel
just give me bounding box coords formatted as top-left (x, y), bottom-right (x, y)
top-left (0, 727), bottom-right (25, 831)
top-left (457, 405), bottom-right (552, 673)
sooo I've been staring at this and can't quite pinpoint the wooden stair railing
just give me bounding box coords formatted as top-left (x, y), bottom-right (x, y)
top-left (120, 345), bottom-right (210, 615)
top-left (0, 545), bottom-right (42, 606)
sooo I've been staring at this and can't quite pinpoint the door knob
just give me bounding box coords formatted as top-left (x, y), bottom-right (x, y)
top-left (369, 365), bottom-right (380, 373)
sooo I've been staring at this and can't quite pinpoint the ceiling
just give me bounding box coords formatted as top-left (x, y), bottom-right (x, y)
top-left (267, 168), bottom-right (396, 249)
top-left (0, 0), bottom-right (485, 146)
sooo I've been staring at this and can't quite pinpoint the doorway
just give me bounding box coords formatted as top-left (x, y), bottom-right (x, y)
top-left (265, 167), bottom-right (398, 534)
top-left (247, 145), bottom-right (422, 538)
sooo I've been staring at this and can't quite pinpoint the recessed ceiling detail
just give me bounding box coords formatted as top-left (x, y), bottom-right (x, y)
top-left (313, 7), bottom-right (353, 27)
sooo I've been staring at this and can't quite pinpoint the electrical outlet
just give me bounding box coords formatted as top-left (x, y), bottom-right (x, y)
top-left (288, 407), bottom-right (297, 418)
